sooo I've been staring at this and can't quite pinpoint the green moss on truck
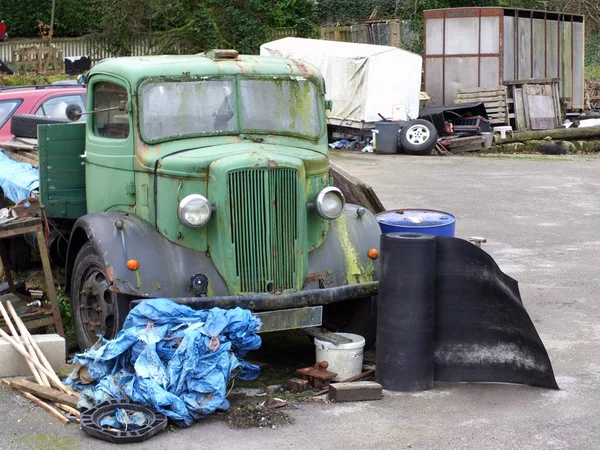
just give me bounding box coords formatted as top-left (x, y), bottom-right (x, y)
top-left (39, 51), bottom-right (381, 350)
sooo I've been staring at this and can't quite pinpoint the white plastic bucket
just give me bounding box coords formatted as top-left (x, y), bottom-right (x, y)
top-left (314, 333), bottom-right (365, 381)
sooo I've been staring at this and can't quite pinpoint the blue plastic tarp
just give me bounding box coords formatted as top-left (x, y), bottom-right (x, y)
top-left (0, 150), bottom-right (39, 202)
top-left (67, 299), bottom-right (262, 427)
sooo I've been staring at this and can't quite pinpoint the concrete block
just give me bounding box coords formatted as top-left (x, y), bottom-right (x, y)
top-left (329, 381), bottom-right (383, 402)
top-left (0, 334), bottom-right (66, 377)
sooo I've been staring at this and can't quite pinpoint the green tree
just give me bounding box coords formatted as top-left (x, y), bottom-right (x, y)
top-left (0, 0), bottom-right (101, 37)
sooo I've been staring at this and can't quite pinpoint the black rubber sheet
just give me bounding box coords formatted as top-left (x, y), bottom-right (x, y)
top-left (433, 237), bottom-right (558, 389)
top-left (377, 234), bottom-right (558, 391)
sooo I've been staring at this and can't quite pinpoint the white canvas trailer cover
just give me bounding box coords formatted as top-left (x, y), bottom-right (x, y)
top-left (260, 38), bottom-right (422, 129)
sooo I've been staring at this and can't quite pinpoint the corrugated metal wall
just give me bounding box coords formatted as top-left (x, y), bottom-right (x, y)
top-left (424, 7), bottom-right (585, 110)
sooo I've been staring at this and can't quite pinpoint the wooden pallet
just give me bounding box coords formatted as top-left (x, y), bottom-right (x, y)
top-left (1, 137), bottom-right (39, 167)
top-left (455, 86), bottom-right (509, 126)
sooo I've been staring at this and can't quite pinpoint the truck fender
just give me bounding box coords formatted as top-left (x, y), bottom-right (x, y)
top-left (66, 213), bottom-right (228, 298)
top-left (306, 204), bottom-right (381, 289)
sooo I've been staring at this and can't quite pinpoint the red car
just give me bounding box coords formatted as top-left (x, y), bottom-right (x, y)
top-left (0, 85), bottom-right (86, 141)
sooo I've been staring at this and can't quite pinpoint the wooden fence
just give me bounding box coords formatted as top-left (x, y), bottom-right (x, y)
top-left (0, 34), bottom-right (164, 65)
top-left (320, 20), bottom-right (416, 48)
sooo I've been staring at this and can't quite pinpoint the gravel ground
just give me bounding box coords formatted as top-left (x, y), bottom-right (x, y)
top-left (1, 152), bottom-right (599, 450)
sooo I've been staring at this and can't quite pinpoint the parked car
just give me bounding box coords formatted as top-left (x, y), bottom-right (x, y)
top-left (0, 85), bottom-right (86, 141)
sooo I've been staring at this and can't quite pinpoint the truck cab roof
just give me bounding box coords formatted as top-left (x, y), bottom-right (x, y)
top-left (88, 54), bottom-right (324, 90)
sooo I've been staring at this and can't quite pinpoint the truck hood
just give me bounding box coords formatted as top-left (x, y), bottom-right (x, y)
top-left (154, 143), bottom-right (329, 178)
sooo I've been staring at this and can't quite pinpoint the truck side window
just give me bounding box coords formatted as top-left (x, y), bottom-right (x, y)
top-left (93, 82), bottom-right (129, 139)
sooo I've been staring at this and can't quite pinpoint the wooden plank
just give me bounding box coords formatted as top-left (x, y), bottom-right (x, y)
top-left (478, 102), bottom-right (508, 109)
top-left (456, 90), bottom-right (506, 97)
top-left (0, 141), bottom-right (38, 152)
top-left (456, 94), bottom-right (506, 102)
top-left (504, 77), bottom-right (559, 85)
top-left (19, 390), bottom-right (70, 424)
top-left (445, 137), bottom-right (483, 149)
top-left (1, 148), bottom-right (38, 167)
top-left (6, 378), bottom-right (79, 408)
top-left (14, 137), bottom-right (38, 146)
top-left (456, 86), bottom-right (507, 94)
top-left (330, 162), bottom-right (385, 214)
top-left (450, 141), bottom-right (483, 153)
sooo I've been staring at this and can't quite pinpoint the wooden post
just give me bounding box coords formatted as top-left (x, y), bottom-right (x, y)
top-left (35, 225), bottom-right (64, 337)
top-left (50, 0), bottom-right (56, 44)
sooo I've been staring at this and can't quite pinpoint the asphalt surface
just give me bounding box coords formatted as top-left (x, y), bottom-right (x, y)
top-left (1, 152), bottom-right (599, 449)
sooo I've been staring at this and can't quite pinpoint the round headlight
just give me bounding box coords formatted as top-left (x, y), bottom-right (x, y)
top-left (178, 194), bottom-right (212, 228)
top-left (315, 187), bottom-right (345, 220)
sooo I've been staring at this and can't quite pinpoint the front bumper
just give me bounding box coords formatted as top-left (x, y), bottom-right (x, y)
top-left (131, 281), bottom-right (378, 312)
top-left (130, 281), bottom-right (378, 333)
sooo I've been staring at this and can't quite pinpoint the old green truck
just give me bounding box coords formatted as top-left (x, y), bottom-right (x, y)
top-left (37, 50), bottom-right (381, 350)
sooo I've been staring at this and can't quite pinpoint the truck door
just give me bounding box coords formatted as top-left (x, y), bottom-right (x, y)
top-left (84, 78), bottom-right (135, 213)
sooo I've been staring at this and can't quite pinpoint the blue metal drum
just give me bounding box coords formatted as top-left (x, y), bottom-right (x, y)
top-left (376, 209), bottom-right (456, 237)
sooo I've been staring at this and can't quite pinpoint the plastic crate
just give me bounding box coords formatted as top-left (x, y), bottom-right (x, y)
top-left (453, 115), bottom-right (491, 132)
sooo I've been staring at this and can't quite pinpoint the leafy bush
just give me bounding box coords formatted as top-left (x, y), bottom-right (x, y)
top-left (0, 74), bottom-right (75, 85)
top-left (585, 33), bottom-right (600, 79)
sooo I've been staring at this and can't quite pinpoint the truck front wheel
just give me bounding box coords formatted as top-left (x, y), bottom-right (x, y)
top-left (322, 296), bottom-right (377, 348)
top-left (70, 242), bottom-right (130, 350)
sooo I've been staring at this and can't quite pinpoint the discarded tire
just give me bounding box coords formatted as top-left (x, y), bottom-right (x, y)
top-left (399, 119), bottom-right (438, 155)
top-left (10, 114), bottom-right (70, 139)
top-left (80, 399), bottom-right (168, 443)
top-left (376, 232), bottom-right (437, 391)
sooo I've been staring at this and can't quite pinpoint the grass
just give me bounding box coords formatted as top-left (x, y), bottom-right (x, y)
top-left (56, 285), bottom-right (76, 342)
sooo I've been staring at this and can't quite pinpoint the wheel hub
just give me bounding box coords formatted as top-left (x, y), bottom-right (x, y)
top-left (406, 125), bottom-right (430, 144)
top-left (80, 269), bottom-right (116, 340)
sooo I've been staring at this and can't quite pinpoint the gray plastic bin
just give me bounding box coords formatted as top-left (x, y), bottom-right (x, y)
top-left (375, 121), bottom-right (400, 154)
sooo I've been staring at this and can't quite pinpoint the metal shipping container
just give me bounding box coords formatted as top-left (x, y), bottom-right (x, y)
top-left (424, 7), bottom-right (585, 110)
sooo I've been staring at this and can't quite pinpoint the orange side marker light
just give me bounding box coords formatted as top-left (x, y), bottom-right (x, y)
top-left (368, 249), bottom-right (379, 260)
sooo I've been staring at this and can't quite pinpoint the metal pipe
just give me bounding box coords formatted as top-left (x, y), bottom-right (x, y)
top-left (131, 282), bottom-right (379, 312)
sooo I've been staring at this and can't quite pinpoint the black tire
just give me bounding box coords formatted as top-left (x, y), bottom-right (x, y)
top-left (70, 242), bottom-right (131, 350)
top-left (10, 114), bottom-right (70, 139)
top-left (322, 296), bottom-right (378, 348)
top-left (399, 119), bottom-right (438, 155)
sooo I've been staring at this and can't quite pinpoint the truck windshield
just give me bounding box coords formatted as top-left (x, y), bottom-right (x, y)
top-left (140, 78), bottom-right (320, 142)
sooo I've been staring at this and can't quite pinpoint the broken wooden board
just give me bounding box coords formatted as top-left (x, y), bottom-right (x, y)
top-left (6, 378), bottom-right (79, 408)
top-left (330, 161), bottom-right (385, 214)
top-left (440, 136), bottom-right (483, 154)
top-left (0, 140), bottom-right (38, 152)
top-left (1, 148), bottom-right (39, 167)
